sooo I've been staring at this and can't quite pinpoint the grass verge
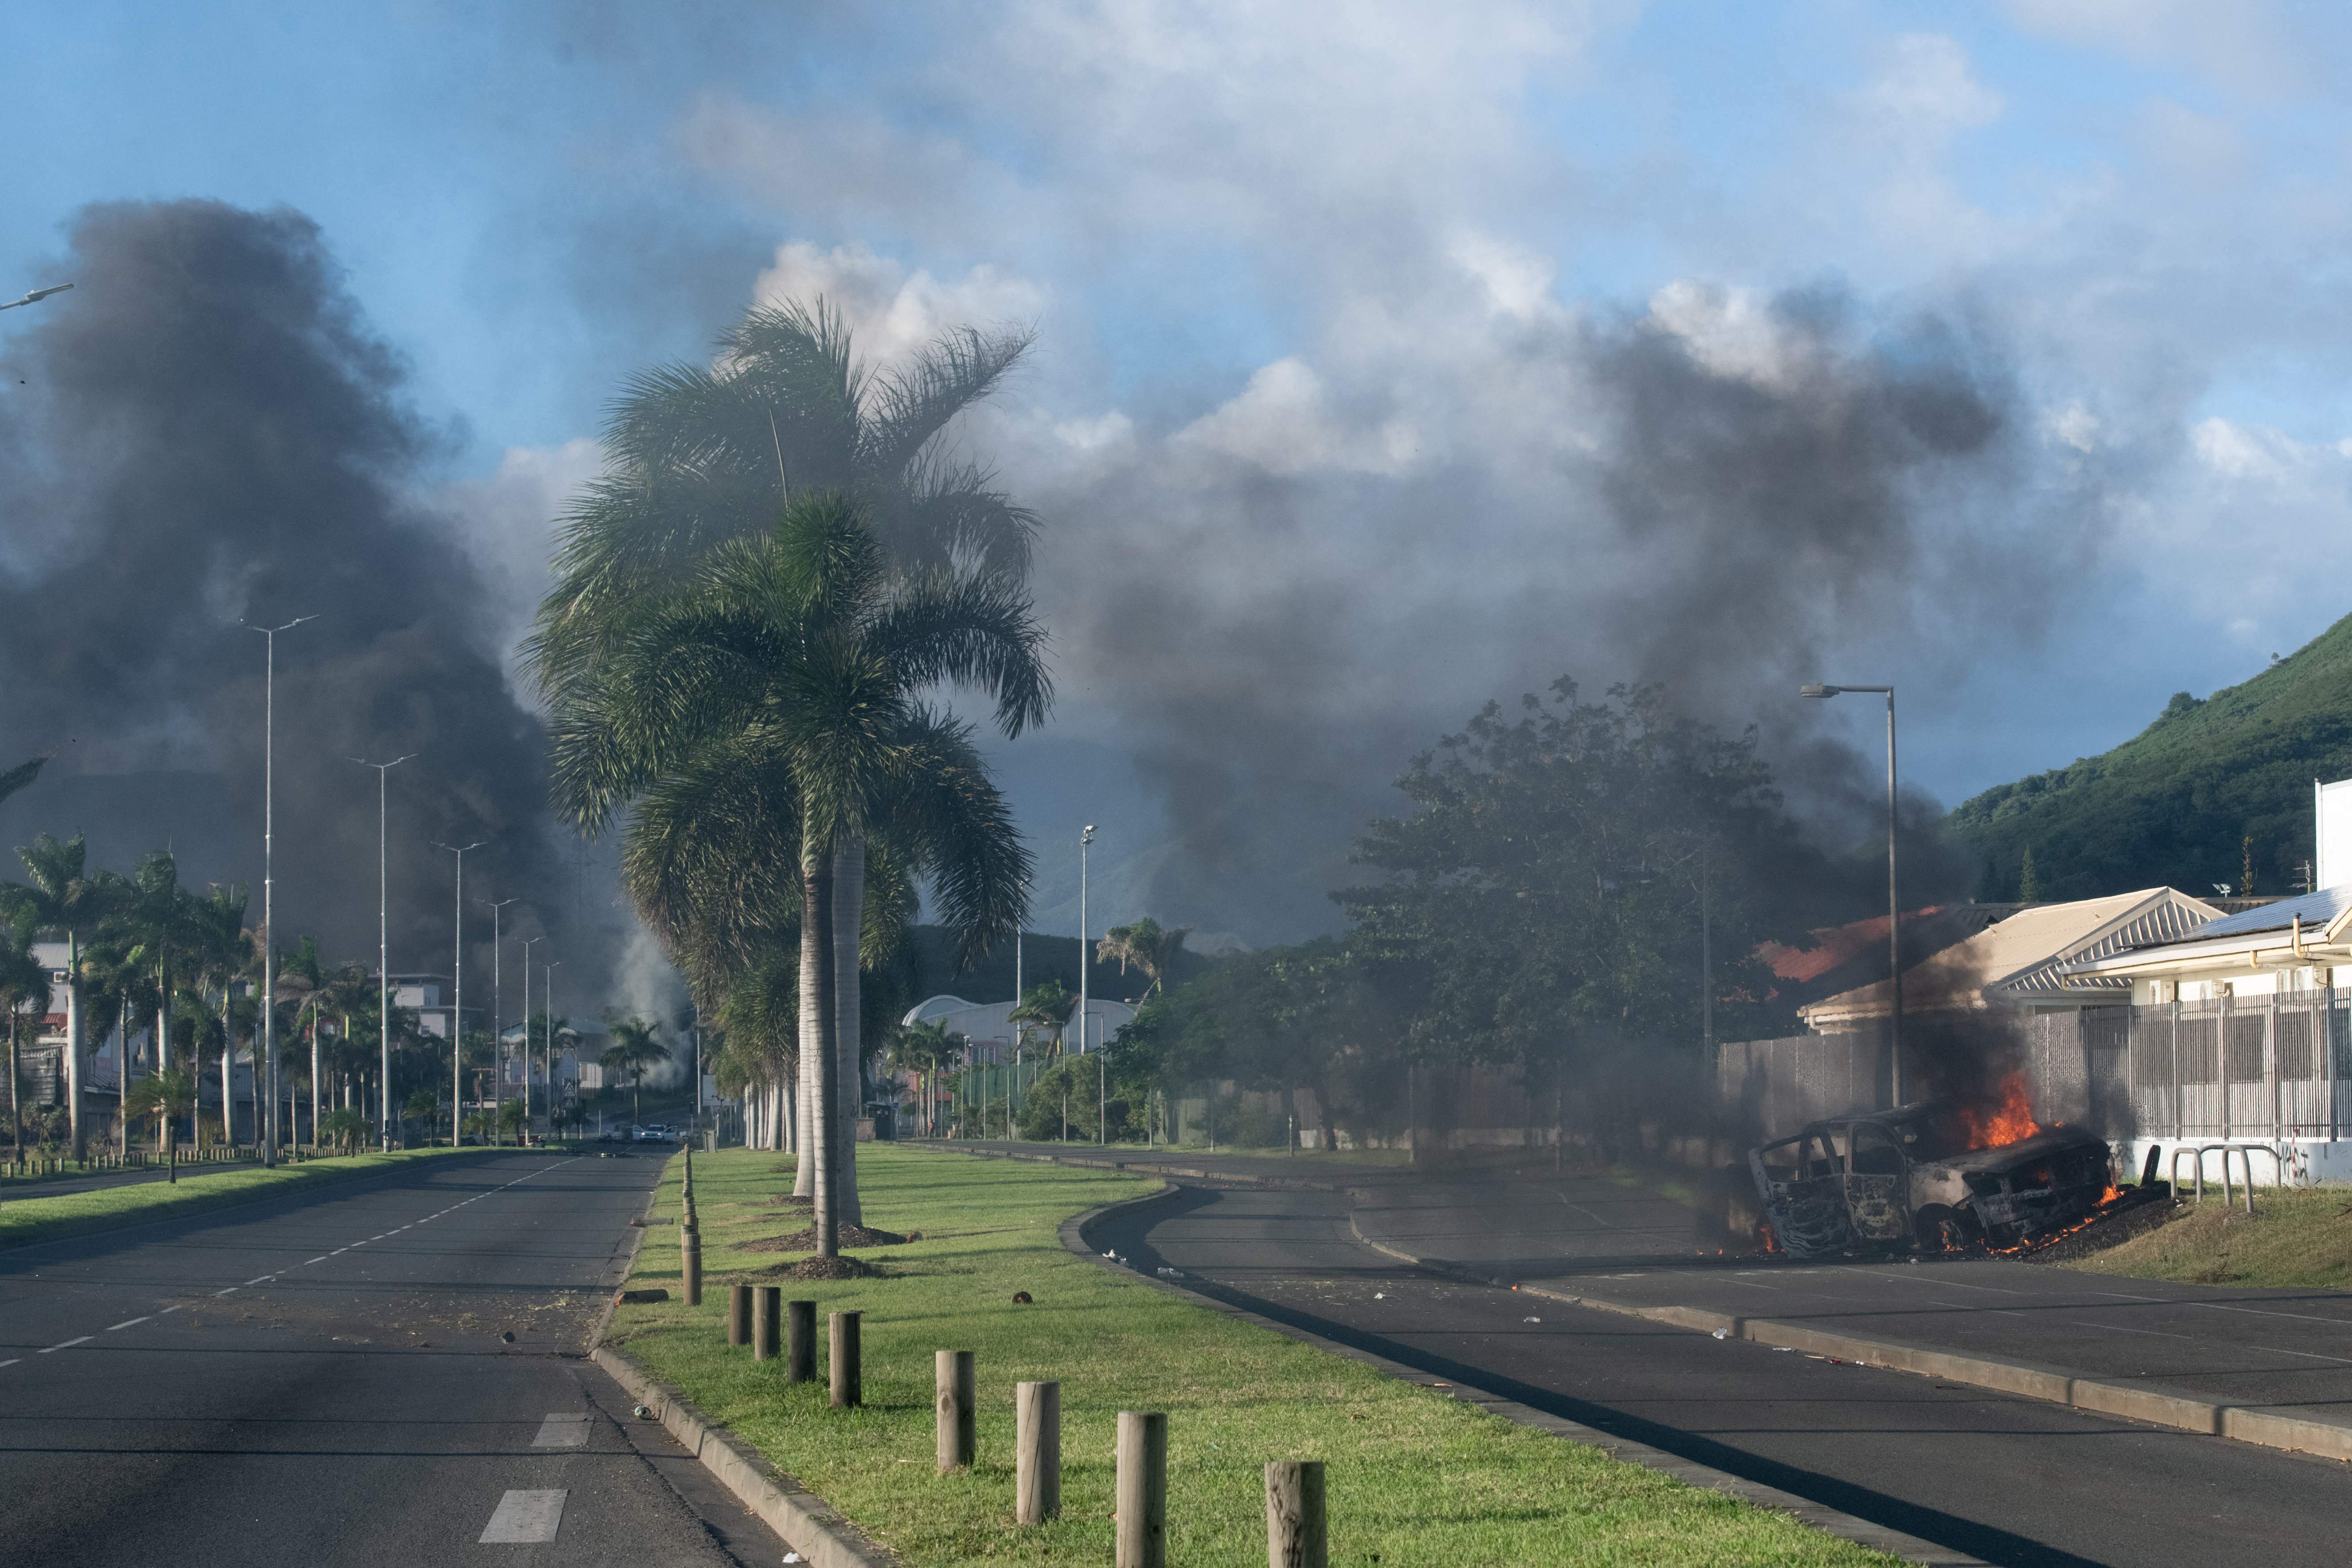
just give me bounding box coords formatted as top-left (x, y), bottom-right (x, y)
top-left (607, 1145), bottom-right (1895, 1567)
top-left (2066, 1187), bottom-right (2352, 1288)
top-left (0, 1146), bottom-right (496, 1250)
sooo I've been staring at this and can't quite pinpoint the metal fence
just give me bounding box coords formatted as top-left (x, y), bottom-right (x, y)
top-left (1719, 997), bottom-right (2352, 1142)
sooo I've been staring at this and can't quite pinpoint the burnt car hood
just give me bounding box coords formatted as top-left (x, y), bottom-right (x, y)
top-left (1920, 1125), bottom-right (2105, 1173)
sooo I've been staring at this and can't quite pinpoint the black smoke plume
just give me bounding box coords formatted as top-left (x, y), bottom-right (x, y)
top-left (0, 200), bottom-right (585, 993)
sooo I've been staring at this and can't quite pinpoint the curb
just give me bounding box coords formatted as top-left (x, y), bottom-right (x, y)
top-left (590, 1345), bottom-right (900, 1568)
top-left (908, 1139), bottom-right (1348, 1192)
top-left (1068, 1178), bottom-right (1986, 1566)
top-left (1347, 1213), bottom-right (2352, 1466)
top-left (587, 1150), bottom-right (897, 1568)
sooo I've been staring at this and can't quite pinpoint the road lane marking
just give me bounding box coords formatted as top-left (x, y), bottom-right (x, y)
top-left (245, 1275), bottom-right (274, 1285)
top-left (532, 1412), bottom-right (592, 1448)
top-left (480, 1489), bottom-right (567, 1543)
top-left (159, 1305), bottom-right (183, 1314)
top-left (305, 1256), bottom-right (329, 1264)
top-left (214, 1287), bottom-right (238, 1297)
top-left (39, 1337), bottom-right (91, 1353)
top-left (0, 1359), bottom-right (17, 1369)
top-left (106, 1317), bottom-right (150, 1332)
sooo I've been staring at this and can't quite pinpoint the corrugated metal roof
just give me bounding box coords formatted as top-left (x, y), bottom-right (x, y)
top-left (1993, 895), bottom-right (2217, 997)
top-left (2166, 886), bottom-right (2351, 941)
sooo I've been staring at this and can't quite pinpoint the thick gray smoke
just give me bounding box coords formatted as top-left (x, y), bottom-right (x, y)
top-left (0, 201), bottom-right (594, 993)
top-left (1027, 284), bottom-right (2087, 942)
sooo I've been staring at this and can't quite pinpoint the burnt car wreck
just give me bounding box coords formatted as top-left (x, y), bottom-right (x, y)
top-left (1748, 1103), bottom-right (2147, 1259)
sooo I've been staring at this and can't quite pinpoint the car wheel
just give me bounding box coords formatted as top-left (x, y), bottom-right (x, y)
top-left (1914, 1206), bottom-right (1978, 1253)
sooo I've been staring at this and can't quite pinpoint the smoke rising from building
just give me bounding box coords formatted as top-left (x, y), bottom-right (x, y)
top-left (0, 200), bottom-right (596, 989)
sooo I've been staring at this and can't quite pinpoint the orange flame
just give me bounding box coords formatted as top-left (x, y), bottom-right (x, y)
top-left (1956, 1071), bottom-right (2041, 1150)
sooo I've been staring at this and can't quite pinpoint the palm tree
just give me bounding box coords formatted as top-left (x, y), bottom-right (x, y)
top-left (8, 832), bottom-right (110, 1156)
top-left (1010, 981), bottom-right (1078, 1058)
top-left (113, 851), bottom-right (202, 1148)
top-left (544, 494), bottom-right (1045, 1257)
top-left (0, 906), bottom-right (45, 1155)
top-left (525, 298), bottom-right (1038, 709)
top-left (599, 1015), bottom-right (669, 1126)
top-left (317, 1105), bottom-right (369, 1156)
top-left (402, 1087), bottom-right (439, 1144)
top-left (1096, 918), bottom-right (1191, 999)
top-left (274, 936), bottom-right (325, 1147)
top-left (124, 1068), bottom-right (195, 1179)
top-left (891, 1019), bottom-right (964, 1140)
top-left (184, 883), bottom-right (251, 1147)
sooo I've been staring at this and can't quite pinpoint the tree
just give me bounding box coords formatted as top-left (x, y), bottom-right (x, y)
top-left (0, 905), bottom-right (44, 1155)
top-left (124, 1068), bottom-right (195, 1176)
top-left (186, 883), bottom-right (252, 1147)
top-left (544, 494), bottom-right (1044, 1258)
top-left (1096, 918), bottom-right (1191, 998)
top-left (7, 832), bottom-right (110, 1157)
top-left (1009, 981), bottom-right (1078, 1058)
top-left (317, 1105), bottom-right (369, 1155)
top-left (525, 298), bottom-right (1038, 707)
top-left (600, 1015), bottom-right (669, 1126)
top-left (2017, 847), bottom-right (2040, 903)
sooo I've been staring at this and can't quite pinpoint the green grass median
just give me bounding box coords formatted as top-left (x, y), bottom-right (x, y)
top-left (2069, 1186), bottom-right (2352, 1288)
top-left (0, 1146), bottom-right (497, 1250)
top-left (606, 1145), bottom-right (1894, 1567)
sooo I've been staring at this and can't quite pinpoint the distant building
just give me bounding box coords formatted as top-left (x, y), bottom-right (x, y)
top-left (900, 993), bottom-right (1138, 1062)
top-left (387, 973), bottom-right (479, 1041)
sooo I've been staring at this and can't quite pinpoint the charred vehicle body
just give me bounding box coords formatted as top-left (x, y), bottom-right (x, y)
top-left (1748, 1104), bottom-right (2121, 1258)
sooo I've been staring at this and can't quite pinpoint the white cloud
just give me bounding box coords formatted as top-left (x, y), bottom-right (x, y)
top-left (752, 240), bottom-right (1049, 369)
top-left (2004, 0), bottom-right (2311, 98)
top-left (1170, 357), bottom-right (1422, 478)
top-left (1645, 281), bottom-right (1810, 390)
top-left (1859, 33), bottom-right (2005, 134)
top-left (436, 438), bottom-right (601, 701)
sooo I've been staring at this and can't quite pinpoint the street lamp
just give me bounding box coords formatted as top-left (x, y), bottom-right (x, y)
top-left (485, 899), bottom-right (516, 1144)
top-left (518, 935), bottom-right (542, 1144)
top-left (243, 615), bottom-right (313, 1167)
top-left (544, 960), bottom-right (563, 1143)
top-left (0, 284), bottom-right (72, 311)
top-left (1801, 682), bottom-right (1904, 1102)
top-left (1080, 825), bottom-right (1101, 1145)
top-left (349, 754), bottom-right (414, 1149)
top-left (434, 841), bottom-right (484, 1147)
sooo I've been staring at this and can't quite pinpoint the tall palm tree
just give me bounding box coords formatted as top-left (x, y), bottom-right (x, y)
top-left (273, 936), bottom-right (325, 1147)
top-left (599, 1015), bottom-right (669, 1126)
top-left (113, 852), bottom-right (202, 1148)
top-left (186, 883), bottom-right (251, 1147)
top-left (546, 494), bottom-right (1044, 1257)
top-left (1010, 981), bottom-right (1078, 1058)
top-left (124, 1067), bottom-right (195, 1178)
top-left (8, 833), bottom-right (109, 1156)
top-left (0, 905), bottom-right (45, 1155)
top-left (1096, 918), bottom-right (1191, 999)
top-left (526, 299), bottom-right (1038, 708)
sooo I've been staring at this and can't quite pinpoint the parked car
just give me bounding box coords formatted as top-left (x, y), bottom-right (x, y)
top-left (1748, 1104), bottom-right (2123, 1259)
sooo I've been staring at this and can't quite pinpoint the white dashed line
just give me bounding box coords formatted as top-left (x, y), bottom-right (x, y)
top-left (39, 1337), bottom-right (91, 1353)
top-left (481, 1489), bottom-right (567, 1543)
top-left (0, 1359), bottom-right (17, 1369)
top-left (214, 1287), bottom-right (238, 1297)
top-left (106, 1317), bottom-right (150, 1332)
top-left (245, 1275), bottom-right (274, 1285)
top-left (160, 1305), bottom-right (183, 1314)
top-left (532, 1412), bottom-right (591, 1448)
top-left (305, 1256), bottom-right (329, 1265)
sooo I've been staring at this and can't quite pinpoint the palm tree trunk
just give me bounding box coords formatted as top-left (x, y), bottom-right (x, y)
top-left (8, 1006), bottom-right (20, 1156)
top-left (64, 930), bottom-right (82, 1160)
top-left (803, 844), bottom-right (839, 1258)
top-left (831, 835), bottom-right (864, 1225)
top-left (221, 986), bottom-right (235, 1149)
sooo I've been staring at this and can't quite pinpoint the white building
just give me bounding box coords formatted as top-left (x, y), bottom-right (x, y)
top-left (900, 993), bottom-right (1138, 1062)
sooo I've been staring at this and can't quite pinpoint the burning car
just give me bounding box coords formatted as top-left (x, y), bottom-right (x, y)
top-left (1748, 1087), bottom-right (2124, 1258)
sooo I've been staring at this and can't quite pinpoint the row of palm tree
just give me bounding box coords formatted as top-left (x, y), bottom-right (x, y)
top-left (531, 299), bottom-right (1049, 1257)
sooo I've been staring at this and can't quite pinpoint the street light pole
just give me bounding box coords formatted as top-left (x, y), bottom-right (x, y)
top-left (350, 754), bottom-right (414, 1149)
top-left (485, 899), bottom-right (515, 1144)
top-left (243, 614), bottom-right (314, 1167)
top-left (518, 936), bottom-right (541, 1144)
top-left (544, 960), bottom-right (563, 1143)
top-left (434, 841), bottom-right (484, 1147)
top-left (1080, 826), bottom-right (1098, 1145)
top-left (1801, 683), bottom-right (1903, 1103)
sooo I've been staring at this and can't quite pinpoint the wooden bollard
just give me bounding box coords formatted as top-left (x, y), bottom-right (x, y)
top-left (680, 1224), bottom-right (702, 1306)
top-left (1265, 1461), bottom-right (1327, 1568)
top-left (1016, 1380), bottom-right (1061, 1523)
top-left (829, 1311), bottom-right (862, 1409)
top-left (753, 1286), bottom-right (781, 1361)
top-left (728, 1284), bottom-right (752, 1347)
top-left (1115, 1411), bottom-right (1167, 1568)
top-left (935, 1350), bottom-right (975, 1471)
top-left (787, 1299), bottom-right (817, 1383)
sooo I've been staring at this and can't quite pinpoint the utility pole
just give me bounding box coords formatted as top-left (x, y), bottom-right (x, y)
top-left (1080, 826), bottom-right (1097, 1145)
top-left (544, 960), bottom-right (563, 1143)
top-left (1801, 684), bottom-right (1902, 1103)
top-left (244, 616), bottom-right (314, 1165)
top-left (485, 899), bottom-right (515, 1144)
top-left (434, 842), bottom-right (484, 1147)
top-left (350, 754), bottom-right (413, 1150)
top-left (518, 936), bottom-right (541, 1144)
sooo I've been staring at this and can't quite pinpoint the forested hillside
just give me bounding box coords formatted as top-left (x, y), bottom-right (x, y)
top-left (1951, 611), bottom-right (2352, 900)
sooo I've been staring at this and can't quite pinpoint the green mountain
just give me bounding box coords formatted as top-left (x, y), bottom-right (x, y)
top-left (1950, 610), bottom-right (2352, 901)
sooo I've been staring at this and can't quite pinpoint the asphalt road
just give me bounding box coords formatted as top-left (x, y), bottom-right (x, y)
top-left (0, 1149), bottom-right (786, 1568)
top-left (1095, 1178), bottom-right (2352, 1568)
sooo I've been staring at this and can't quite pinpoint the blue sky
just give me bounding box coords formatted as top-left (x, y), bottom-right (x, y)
top-left (8, 0), bottom-right (2352, 939)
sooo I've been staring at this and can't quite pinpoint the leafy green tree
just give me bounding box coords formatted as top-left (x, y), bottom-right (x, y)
top-left (2017, 847), bottom-right (2040, 902)
top-left (543, 494), bottom-right (1044, 1258)
top-left (403, 1087), bottom-right (440, 1143)
top-left (125, 1068), bottom-right (195, 1173)
top-left (317, 1105), bottom-right (369, 1155)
